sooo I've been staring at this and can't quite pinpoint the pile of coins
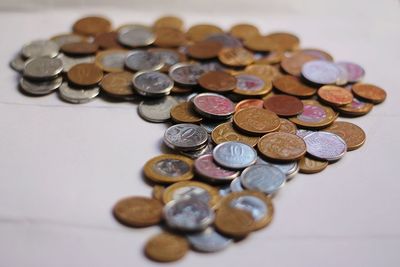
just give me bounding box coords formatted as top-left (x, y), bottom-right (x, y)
top-left (10, 15), bottom-right (387, 262)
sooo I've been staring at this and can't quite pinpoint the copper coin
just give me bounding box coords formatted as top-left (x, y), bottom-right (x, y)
top-left (67, 63), bottom-right (103, 87)
top-left (198, 71), bottom-right (237, 92)
top-left (264, 95), bottom-right (304, 117)
top-left (258, 132), bottom-right (307, 161)
top-left (187, 40), bottom-right (223, 60)
top-left (72, 16), bottom-right (112, 36)
top-left (351, 83), bottom-right (387, 104)
top-left (235, 99), bottom-right (264, 112)
top-left (94, 31), bottom-right (123, 50)
top-left (211, 122), bottom-right (260, 147)
top-left (145, 232), bottom-right (189, 262)
top-left (113, 196), bottom-right (163, 227)
top-left (100, 71), bottom-right (134, 97)
top-left (152, 185), bottom-right (165, 202)
top-left (289, 100), bottom-right (337, 129)
top-left (281, 52), bottom-right (319, 76)
top-left (300, 48), bottom-right (334, 61)
top-left (229, 23), bottom-right (260, 41)
top-left (318, 85), bottom-right (353, 106)
top-left (278, 118), bottom-right (297, 134)
top-left (154, 27), bottom-right (187, 48)
top-left (186, 24), bottom-right (223, 42)
top-left (325, 121), bottom-right (366, 151)
top-left (245, 64), bottom-right (281, 83)
top-left (255, 50), bottom-right (284, 65)
top-left (273, 75), bottom-right (317, 97)
top-left (337, 97), bottom-right (373, 116)
top-left (153, 16), bottom-right (184, 30)
top-left (244, 32), bottom-right (299, 52)
top-left (171, 85), bottom-right (193, 94)
top-left (218, 47), bottom-right (254, 67)
top-left (299, 156), bottom-right (328, 174)
top-left (61, 41), bottom-right (99, 55)
top-left (170, 102), bottom-right (203, 123)
top-left (233, 107), bottom-right (281, 135)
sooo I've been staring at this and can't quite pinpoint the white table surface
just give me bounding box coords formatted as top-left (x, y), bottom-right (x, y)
top-left (0, 3), bottom-right (399, 267)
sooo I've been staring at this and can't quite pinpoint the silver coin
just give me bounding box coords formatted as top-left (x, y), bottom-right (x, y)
top-left (186, 227), bottom-right (232, 252)
top-left (256, 158), bottom-right (299, 180)
top-left (229, 195), bottom-right (269, 221)
top-left (163, 198), bottom-right (214, 232)
top-left (59, 54), bottom-right (95, 72)
top-left (303, 131), bottom-right (347, 161)
top-left (230, 177), bottom-right (244, 192)
top-left (301, 60), bottom-right (340, 85)
top-left (151, 49), bottom-right (181, 69)
top-left (20, 76), bottom-right (63, 95)
top-left (164, 123), bottom-right (208, 151)
top-left (240, 164), bottom-right (286, 195)
top-left (335, 61), bottom-right (365, 83)
top-left (132, 71), bottom-right (174, 97)
top-left (97, 50), bottom-right (128, 72)
top-left (180, 142), bottom-right (214, 159)
top-left (218, 184), bottom-right (232, 196)
top-left (168, 185), bottom-right (211, 205)
top-left (22, 40), bottom-right (59, 59)
top-left (169, 63), bottom-right (205, 86)
top-left (10, 54), bottom-right (26, 72)
top-left (296, 129), bottom-right (315, 139)
top-left (213, 141), bottom-right (257, 170)
top-left (118, 25), bottom-right (155, 47)
top-left (335, 63), bottom-right (348, 86)
top-left (137, 96), bottom-right (178, 122)
top-left (23, 57), bottom-right (63, 80)
top-left (206, 33), bottom-right (242, 48)
top-left (50, 33), bottom-right (86, 47)
top-left (153, 158), bottom-right (191, 179)
top-left (171, 92), bottom-right (198, 104)
top-left (125, 50), bottom-right (164, 72)
top-left (59, 83), bottom-right (99, 104)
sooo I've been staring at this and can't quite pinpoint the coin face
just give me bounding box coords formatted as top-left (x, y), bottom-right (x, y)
top-left (186, 227), bottom-right (232, 253)
top-left (22, 40), bottom-right (59, 59)
top-left (273, 75), bottom-right (317, 97)
top-left (23, 57), bottom-right (63, 80)
top-left (301, 60), bottom-right (341, 85)
top-left (100, 71), bottom-right (134, 97)
top-left (258, 132), bottom-right (307, 161)
top-left (264, 95), bottom-right (304, 116)
top-left (169, 63), bottom-right (205, 86)
top-left (95, 50), bottom-right (128, 73)
top-left (125, 50), bottom-right (164, 71)
top-left (234, 73), bottom-right (271, 96)
top-left (303, 131), bottom-right (347, 161)
top-left (351, 83), bottom-right (387, 104)
top-left (211, 122), bottom-right (260, 147)
top-left (281, 52), bottom-right (318, 76)
top-left (67, 63), bottom-right (103, 86)
top-left (164, 123), bottom-right (208, 151)
top-left (213, 141), bottom-right (257, 169)
top-left (132, 71), bottom-right (173, 97)
top-left (230, 177), bottom-right (244, 192)
top-left (336, 61), bottom-right (365, 83)
top-left (73, 16), bottom-right (112, 36)
top-left (50, 33), bottom-right (87, 47)
top-left (289, 100), bottom-right (337, 129)
top-left (218, 47), bottom-right (254, 67)
top-left (256, 158), bottom-right (299, 180)
top-left (244, 64), bottom-right (281, 83)
top-left (318, 85), bottom-right (353, 106)
top-left (154, 15), bottom-right (184, 30)
top-left (233, 107), bottom-right (280, 135)
top-left (59, 83), bottom-right (100, 104)
top-left (194, 154), bottom-right (240, 182)
top-left (299, 156), bottom-right (328, 174)
top-left (325, 121), bottom-right (366, 151)
top-left (145, 232), bottom-right (189, 262)
top-left (235, 99), bottom-right (264, 112)
top-left (149, 48), bottom-right (184, 71)
top-left (138, 96), bottom-right (178, 122)
top-left (10, 54), bottom-right (26, 72)
top-left (198, 71), bottom-right (237, 92)
top-left (118, 25), bottom-right (155, 47)
top-left (144, 154), bottom-right (194, 183)
top-left (187, 40), bottom-right (223, 60)
top-left (278, 118), bottom-right (297, 134)
top-left (240, 165), bottom-right (286, 195)
top-left (113, 196), bottom-right (163, 227)
top-left (192, 93), bottom-right (235, 119)
top-left (20, 76), bottom-right (63, 95)
top-left (170, 102), bottom-right (202, 124)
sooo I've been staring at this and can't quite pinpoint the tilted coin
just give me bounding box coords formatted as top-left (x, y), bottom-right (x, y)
top-left (145, 232), bottom-right (189, 262)
top-left (148, 48), bottom-right (185, 72)
top-left (233, 107), bottom-right (280, 135)
top-left (296, 129), bottom-right (315, 139)
top-left (187, 40), bottom-right (223, 60)
top-left (50, 33), bottom-right (87, 47)
top-left (73, 16), bottom-right (112, 36)
top-left (263, 94), bottom-right (304, 116)
top-left (132, 71), bottom-right (174, 97)
top-left (118, 25), bottom-right (155, 47)
top-left (205, 33), bottom-right (242, 48)
top-left (59, 54), bottom-right (95, 72)
top-left (100, 71), bottom-right (134, 98)
top-left (299, 156), bottom-right (328, 174)
top-left (254, 50), bottom-right (284, 65)
top-left (192, 93), bottom-right (235, 120)
top-left (179, 141), bottom-right (214, 159)
top-left (113, 196), bottom-right (163, 227)
top-left (335, 63), bottom-right (349, 86)
top-left (186, 24), bottom-right (223, 42)
top-left (152, 185), bottom-right (165, 202)
top-left (336, 61), bottom-right (365, 83)
top-left (198, 71), bottom-right (237, 93)
top-left (125, 50), bottom-right (164, 72)
top-left (244, 32), bottom-right (299, 52)
top-left (194, 154), bottom-right (240, 183)
top-left (300, 48), bottom-right (334, 61)
top-left (164, 123), bottom-right (208, 151)
top-left (10, 54), bottom-right (26, 72)
top-left (318, 85), bottom-right (353, 106)
top-left (230, 177), bottom-right (244, 192)
top-left (170, 101), bottom-right (203, 124)
top-left (229, 23), bottom-right (260, 41)
top-left (233, 73), bottom-right (272, 96)
top-left (351, 83), bottom-right (387, 104)
top-left (336, 97), bottom-right (373, 116)
top-left (59, 83), bottom-right (100, 104)
top-left (301, 60), bottom-right (341, 85)
top-left (200, 120), bottom-right (228, 134)
top-left (138, 96), bottom-right (178, 122)
top-left (240, 164), bottom-right (286, 195)
top-left (273, 75), bottom-right (317, 97)
top-left (244, 64), bottom-right (281, 83)
top-left (325, 121), bottom-right (366, 151)
top-left (186, 227), bottom-right (232, 253)
top-left (61, 41), bottom-right (99, 56)
top-left (278, 118), bottom-right (297, 135)
top-left (23, 57), bottom-right (63, 80)
top-left (144, 154), bottom-right (194, 183)
top-left (281, 52), bottom-right (319, 76)
top-left (218, 47), bottom-right (254, 67)
top-left (67, 63), bottom-right (103, 87)
top-left (20, 76), bottom-right (63, 95)
top-left (95, 50), bottom-right (128, 73)
top-left (235, 99), bottom-right (264, 112)
top-left (289, 100), bottom-right (337, 129)
top-left (258, 132), bottom-right (307, 161)
top-left (256, 158), bottom-right (299, 180)
top-left (218, 184), bottom-right (232, 197)
top-left (169, 63), bottom-right (205, 86)
top-left (213, 141), bottom-right (257, 170)
top-left (211, 122), bottom-right (259, 147)
top-left (153, 15), bottom-right (184, 30)
top-left (22, 40), bottom-right (59, 59)
top-left (303, 131), bottom-right (347, 161)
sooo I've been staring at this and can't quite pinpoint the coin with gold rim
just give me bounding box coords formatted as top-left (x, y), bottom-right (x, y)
top-left (289, 100), bottom-right (337, 129)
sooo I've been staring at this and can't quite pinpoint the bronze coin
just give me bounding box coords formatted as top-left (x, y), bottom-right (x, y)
top-left (351, 83), bottom-right (387, 104)
top-left (145, 232), bottom-right (189, 262)
top-left (153, 16), bottom-right (184, 30)
top-left (186, 24), bottom-right (223, 42)
top-left (325, 121), bottom-right (366, 151)
top-left (300, 48), bottom-right (334, 61)
top-left (170, 102), bottom-right (203, 123)
top-left (255, 50), bottom-right (284, 65)
top-left (244, 32), bottom-right (299, 52)
top-left (100, 71), bottom-right (134, 97)
top-left (154, 27), bottom-right (187, 48)
top-left (187, 40), bottom-right (223, 60)
top-left (67, 63), bottom-right (103, 87)
top-left (113, 196), bottom-right (163, 227)
top-left (211, 122), bottom-right (260, 147)
top-left (245, 64), bottom-right (281, 83)
top-left (72, 16), bottom-right (112, 36)
top-left (318, 85), bottom-right (353, 106)
top-left (273, 75), bottom-right (317, 97)
top-left (264, 95), bottom-right (304, 117)
top-left (229, 23), bottom-right (260, 41)
top-left (235, 99), bottom-right (264, 112)
top-left (233, 107), bottom-right (281, 135)
top-left (258, 132), bottom-right (307, 161)
top-left (171, 85), bottom-right (193, 94)
top-left (218, 47), bottom-right (254, 67)
top-left (336, 98), bottom-right (373, 116)
top-left (299, 156), bottom-right (328, 174)
top-left (278, 118), bottom-right (297, 134)
top-left (198, 71), bottom-right (237, 92)
top-left (61, 41), bottom-right (99, 56)
top-left (280, 52), bottom-right (319, 76)
top-left (94, 31), bottom-right (123, 50)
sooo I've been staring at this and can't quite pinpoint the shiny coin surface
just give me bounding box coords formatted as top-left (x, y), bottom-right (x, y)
top-left (132, 71), bottom-right (174, 97)
top-left (59, 83), bottom-right (100, 104)
top-left (145, 232), bottom-right (189, 262)
top-left (296, 129), bottom-right (315, 139)
top-left (163, 198), bottom-right (215, 231)
top-left (67, 63), bottom-right (103, 87)
top-left (258, 132), bottom-right (307, 161)
top-left (22, 40), bottom-right (59, 59)
top-left (95, 50), bottom-right (128, 72)
top-left (164, 123), bottom-right (208, 151)
top-left (273, 75), bottom-right (317, 97)
top-left (179, 142), bottom-right (213, 159)
top-left (289, 100), bottom-right (337, 129)
top-left (278, 118), bottom-right (297, 134)
top-left (300, 48), bottom-right (334, 61)
top-left (301, 60), bottom-right (341, 85)
top-left (73, 16), bottom-right (112, 36)
top-left (218, 47), bottom-right (254, 67)
top-left (299, 156), bottom-right (328, 174)
top-left (23, 57), bottom-right (63, 80)
top-left (59, 54), bottom-right (95, 72)
top-left (125, 50), bottom-right (164, 71)
top-left (303, 131), bottom-right (347, 161)
top-left (187, 40), bottom-right (223, 60)
top-left (351, 83), bottom-right (387, 104)
top-left (20, 76), bottom-right (62, 95)
top-left (325, 121), bottom-right (366, 151)
top-left (113, 196), bottom-right (163, 227)
top-left (144, 154), bottom-right (194, 183)
top-left (336, 61), bottom-right (365, 83)
top-left (198, 71), bottom-right (237, 93)
top-left (213, 141), bottom-right (257, 170)
top-left (100, 71), bottom-right (134, 98)
top-left (240, 164), bottom-right (286, 195)
top-left (211, 122), bottom-right (259, 147)
top-left (118, 25), bottom-right (155, 47)
top-left (264, 95), bottom-right (304, 117)
top-left (195, 154), bottom-right (240, 183)
top-left (10, 54), bottom-right (26, 72)
top-left (169, 63), bottom-right (205, 86)
top-left (318, 85), bottom-right (353, 106)
top-left (192, 93), bottom-right (235, 120)
top-left (138, 96), bottom-right (178, 122)
top-left (187, 227), bottom-right (232, 253)
top-left (233, 73), bottom-right (272, 96)
top-left (170, 101), bottom-right (203, 124)
top-left (337, 97), bottom-right (373, 116)
top-left (233, 107), bottom-right (280, 135)
top-left (149, 48), bottom-right (184, 72)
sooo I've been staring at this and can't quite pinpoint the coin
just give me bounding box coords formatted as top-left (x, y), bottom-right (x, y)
top-left (301, 60), bottom-right (341, 85)
top-left (300, 48), bottom-right (334, 61)
top-left (154, 27), bottom-right (187, 48)
top-left (186, 24), bottom-right (223, 42)
top-left (94, 31), bottom-right (123, 50)
top-left (50, 33), bottom-right (87, 47)
top-left (59, 54), bottom-right (95, 72)
top-left (179, 142), bottom-right (214, 159)
top-left (325, 121), bottom-right (366, 151)
top-left (318, 85), bottom-right (353, 106)
top-left (125, 50), bottom-right (164, 72)
top-left (169, 63), bottom-right (205, 86)
top-left (296, 129), bottom-right (315, 139)
top-left (138, 96), bottom-right (178, 122)
top-left (67, 63), bottom-right (103, 87)
top-left (244, 32), bottom-right (299, 52)
top-left (233, 107), bottom-right (280, 135)
top-left (22, 40), bottom-right (59, 59)
top-left (23, 57), bottom-right (63, 80)
top-left (10, 54), bottom-right (26, 72)
top-left (118, 25), bottom-right (155, 47)
top-left (149, 48), bottom-right (185, 72)
top-left (195, 154), bottom-right (240, 183)
top-left (244, 64), bottom-right (281, 83)
top-left (229, 24), bottom-right (260, 41)
top-left (335, 63), bottom-right (349, 86)
top-left (192, 93), bottom-right (235, 120)
top-left (303, 131), bottom-right (347, 161)
top-left (289, 100), bottom-right (337, 129)
top-left (113, 196), bottom-right (163, 227)
top-left (230, 177), bottom-right (244, 192)
top-left (336, 97), bottom-right (373, 116)
top-left (256, 158), bottom-right (299, 180)
top-left (218, 47), bottom-right (254, 67)
top-left (100, 71), bottom-right (134, 98)
top-left (61, 41), bottom-right (98, 56)
top-left (154, 15), bottom-right (184, 30)
top-left (145, 232), bottom-right (189, 262)
top-left (211, 122), bottom-right (259, 147)
top-left (20, 76), bottom-right (63, 95)
top-left (240, 164), bottom-right (286, 195)
top-left (152, 185), bottom-right (165, 202)
top-left (235, 99), bottom-right (264, 112)
top-left (132, 71), bottom-right (173, 97)
top-left (164, 123), bottom-right (208, 151)
top-left (299, 156), bottom-right (328, 174)
top-left (205, 33), bottom-right (242, 48)
top-left (351, 83), bottom-right (387, 104)
top-left (336, 61), bottom-right (365, 83)
top-left (233, 73), bottom-right (272, 96)
top-left (213, 141), bottom-right (257, 169)
top-left (186, 227), bottom-right (232, 253)
top-left (59, 83), bottom-right (100, 104)
top-left (187, 40), bottom-right (223, 60)
top-left (281, 52), bottom-right (319, 76)
top-left (254, 50), bottom-right (284, 65)
top-left (264, 95), bottom-right (304, 117)
top-left (95, 49), bottom-right (128, 73)
top-left (258, 132), bottom-right (307, 161)
top-left (278, 118), bottom-right (297, 134)
top-left (170, 102), bottom-right (203, 124)
top-left (273, 75), bottom-right (317, 97)
top-left (198, 71), bottom-right (237, 93)
top-left (73, 16), bottom-right (112, 36)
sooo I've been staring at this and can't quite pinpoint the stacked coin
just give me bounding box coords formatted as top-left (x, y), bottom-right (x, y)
top-left (10, 15), bottom-right (387, 262)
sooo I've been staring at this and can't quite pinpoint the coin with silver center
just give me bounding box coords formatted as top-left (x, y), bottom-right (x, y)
top-left (118, 25), bottom-right (155, 47)
top-left (10, 54), bottom-right (26, 72)
top-left (163, 198), bottom-right (215, 232)
top-left (125, 50), bottom-right (164, 72)
top-left (59, 83), bottom-right (99, 104)
top-left (186, 227), bottom-right (232, 252)
top-left (23, 57), bottom-right (63, 80)
top-left (256, 158), bottom-right (299, 180)
top-left (59, 54), bottom-right (95, 72)
top-left (213, 141), bottom-right (257, 170)
top-left (132, 71), bottom-right (174, 97)
top-left (164, 123), bottom-right (208, 151)
top-left (169, 63), bottom-right (205, 86)
top-left (230, 177), bottom-right (244, 192)
top-left (301, 60), bottom-right (341, 85)
top-left (138, 96), bottom-right (178, 122)
top-left (20, 76), bottom-right (63, 95)
top-left (240, 164), bottom-right (286, 195)
top-left (22, 40), bottom-right (59, 59)
top-left (303, 131), bottom-right (347, 161)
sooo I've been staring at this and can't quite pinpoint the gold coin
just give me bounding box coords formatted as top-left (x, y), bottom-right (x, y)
top-left (258, 132), bottom-right (307, 161)
top-left (145, 232), bottom-right (189, 262)
top-left (211, 122), bottom-right (260, 147)
top-left (299, 156), bottom-right (328, 174)
top-left (186, 24), bottom-right (223, 42)
top-left (233, 107), bottom-right (280, 135)
top-left (278, 118), bottom-right (297, 134)
top-left (95, 49), bottom-right (128, 73)
top-left (170, 102), bottom-right (203, 124)
top-left (325, 121), bottom-right (366, 151)
top-left (244, 32), bottom-right (299, 52)
top-left (99, 71), bottom-right (134, 98)
top-left (113, 196), bottom-right (163, 227)
top-left (229, 23), bottom-right (260, 41)
top-left (215, 203), bottom-right (255, 238)
top-left (244, 64), bottom-right (281, 83)
top-left (152, 185), bottom-right (165, 202)
top-left (289, 100), bottom-right (338, 129)
top-left (218, 47), bottom-right (254, 67)
top-left (144, 154), bottom-right (194, 184)
top-left (153, 16), bottom-right (184, 30)
top-left (162, 181), bottom-right (220, 209)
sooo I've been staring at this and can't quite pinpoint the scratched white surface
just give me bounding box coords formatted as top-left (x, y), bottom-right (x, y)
top-left (0, 2), bottom-right (400, 267)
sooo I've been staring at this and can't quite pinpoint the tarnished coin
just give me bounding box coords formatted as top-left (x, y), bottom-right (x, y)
top-left (59, 83), bottom-right (100, 104)
top-left (113, 196), bottom-right (163, 227)
top-left (211, 122), bottom-right (259, 147)
top-left (278, 118), bottom-right (297, 134)
top-left (233, 73), bottom-right (272, 96)
top-left (233, 107), bottom-right (280, 135)
top-left (118, 25), bottom-right (155, 47)
top-left (61, 41), bottom-right (98, 56)
top-left (205, 33), bottom-right (242, 48)
top-left (303, 131), bottom-right (347, 161)
top-left (138, 96), bottom-right (178, 122)
top-left (23, 57), bottom-right (63, 80)
top-left (258, 132), bottom-right (307, 161)
top-left (240, 164), bottom-right (286, 195)
top-left (163, 198), bottom-right (215, 231)
top-left (125, 50), bottom-right (164, 72)
top-left (67, 63), bottom-right (103, 87)
top-left (94, 31), bottom-right (123, 50)
top-left (351, 83), bottom-right (387, 104)
top-left (198, 71), bottom-right (237, 93)
top-left (145, 232), bottom-right (189, 262)
top-left (20, 76), bottom-right (63, 95)
top-left (281, 52), bottom-right (319, 76)
top-left (299, 156), bottom-right (328, 174)
top-left (218, 47), bottom-right (254, 67)
top-left (100, 71), bottom-right (134, 98)
top-left (187, 227), bottom-right (232, 253)
top-left (273, 75), bottom-right (317, 97)
top-left (336, 61), bottom-right (365, 83)
top-left (95, 50), bottom-right (128, 73)
top-left (300, 48), bottom-right (334, 61)
top-left (154, 15), bottom-right (184, 30)
top-left (289, 100), bottom-right (337, 129)
top-left (318, 85), bottom-right (353, 106)
top-left (192, 93), bottom-right (235, 120)
top-left (264, 95), bottom-right (304, 117)
top-left (144, 154), bottom-right (194, 183)
top-left (301, 60), bottom-right (341, 85)
top-left (132, 71), bottom-right (174, 97)
top-left (164, 123), bottom-right (208, 151)
top-left (169, 63), bottom-right (205, 86)
top-left (50, 33), bottom-right (87, 47)
top-left (73, 16), bottom-right (112, 36)
top-left (337, 97), bottom-right (373, 116)
top-left (187, 40), bottom-right (223, 60)
top-left (10, 54), bottom-right (26, 72)
top-left (195, 154), bottom-right (240, 183)
top-left (325, 121), bottom-right (366, 151)
top-left (170, 102), bottom-right (203, 124)
top-left (186, 24), bottom-right (223, 42)
top-left (229, 23), bottom-right (260, 41)
top-left (22, 40), bottom-right (59, 59)
top-left (213, 141), bottom-right (257, 170)
top-left (59, 54), bottom-right (95, 72)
